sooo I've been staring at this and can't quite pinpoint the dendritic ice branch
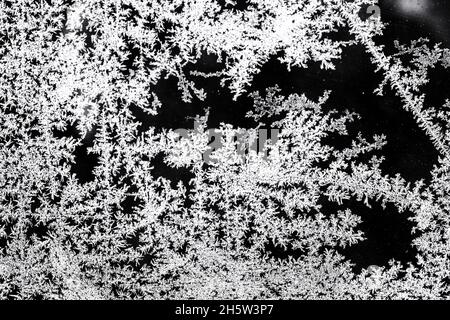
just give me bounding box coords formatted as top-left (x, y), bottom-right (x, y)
top-left (0, 0), bottom-right (450, 300)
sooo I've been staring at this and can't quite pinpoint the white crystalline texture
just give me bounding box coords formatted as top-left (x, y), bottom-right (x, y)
top-left (0, 0), bottom-right (449, 299)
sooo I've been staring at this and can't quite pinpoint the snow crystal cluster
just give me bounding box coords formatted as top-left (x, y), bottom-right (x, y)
top-left (0, 0), bottom-right (449, 299)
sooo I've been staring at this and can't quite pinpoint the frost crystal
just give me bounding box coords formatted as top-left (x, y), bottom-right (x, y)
top-left (0, 0), bottom-right (450, 299)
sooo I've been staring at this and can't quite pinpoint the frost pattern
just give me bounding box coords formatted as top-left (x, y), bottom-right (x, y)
top-left (0, 0), bottom-right (450, 299)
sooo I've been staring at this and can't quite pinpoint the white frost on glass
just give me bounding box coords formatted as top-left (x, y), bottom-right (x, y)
top-left (0, 0), bottom-right (449, 299)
